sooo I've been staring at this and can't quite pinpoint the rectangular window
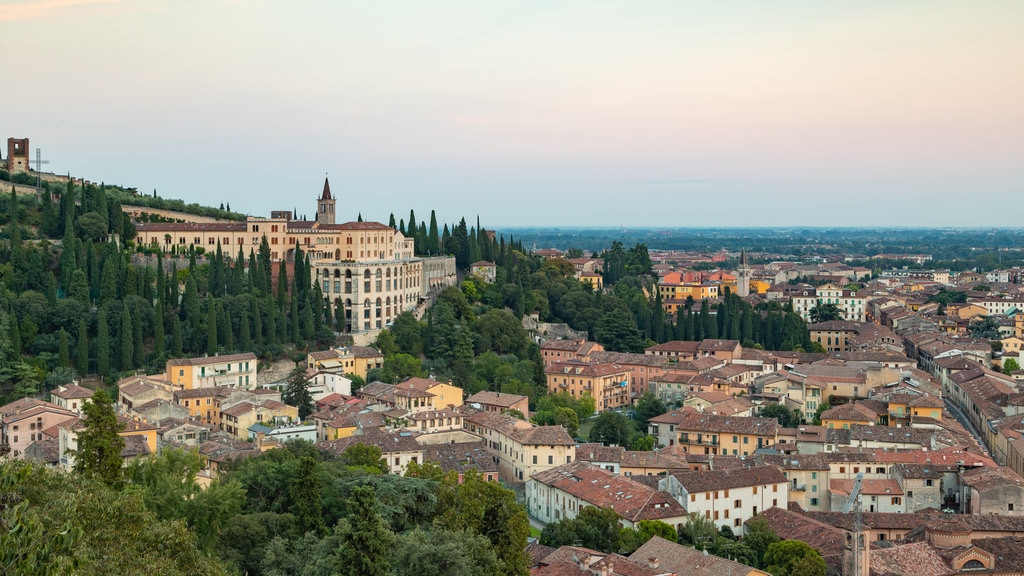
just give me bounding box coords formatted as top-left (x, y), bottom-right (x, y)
top-left (810, 497), bottom-right (819, 506)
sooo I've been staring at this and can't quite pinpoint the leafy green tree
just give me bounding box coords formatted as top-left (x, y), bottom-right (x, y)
top-left (290, 455), bottom-right (325, 536)
top-left (1004, 358), bottom-right (1021, 374)
top-left (540, 506), bottom-right (622, 553)
top-left (619, 520), bottom-right (678, 554)
top-left (763, 540), bottom-right (826, 576)
top-left (589, 410), bottom-right (634, 446)
top-left (759, 403), bottom-right (800, 427)
top-left (809, 303), bottom-right (844, 323)
top-left (73, 388), bottom-right (125, 489)
top-left (744, 516), bottom-right (781, 568)
top-left (634, 393), bottom-right (666, 430)
top-left (336, 485), bottom-right (395, 576)
top-left (677, 512), bottom-right (719, 550)
top-left (282, 366), bottom-right (315, 420)
top-left (341, 443), bottom-right (388, 474)
top-left (629, 435), bottom-right (655, 451)
top-left (554, 406), bottom-right (580, 438)
top-left (392, 528), bottom-right (501, 576)
top-left (595, 308), bottom-right (645, 352)
top-left (435, 470), bottom-right (529, 576)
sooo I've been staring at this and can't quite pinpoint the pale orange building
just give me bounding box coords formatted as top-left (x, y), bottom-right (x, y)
top-left (545, 359), bottom-right (631, 412)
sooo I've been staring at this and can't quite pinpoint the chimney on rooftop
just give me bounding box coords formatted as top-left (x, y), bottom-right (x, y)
top-left (647, 557), bottom-right (660, 569)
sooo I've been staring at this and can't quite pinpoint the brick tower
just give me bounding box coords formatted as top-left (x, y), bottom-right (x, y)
top-left (737, 249), bottom-right (752, 297)
top-left (6, 138), bottom-right (29, 174)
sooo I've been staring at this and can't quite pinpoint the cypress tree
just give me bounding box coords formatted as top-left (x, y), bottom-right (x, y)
top-left (388, 213), bottom-right (396, 229)
top-left (153, 307), bottom-right (165, 359)
top-left (96, 309), bottom-right (110, 376)
top-left (171, 315), bottom-right (183, 357)
top-left (133, 307), bottom-right (144, 368)
top-left (239, 309), bottom-right (252, 351)
top-left (58, 328), bottom-right (70, 367)
top-left (266, 306), bottom-right (277, 347)
top-left (220, 304), bottom-right (233, 351)
top-left (120, 307), bottom-right (134, 371)
top-left (206, 302), bottom-right (218, 356)
top-left (251, 296), bottom-right (263, 349)
top-left (290, 289), bottom-right (300, 345)
top-left (427, 210), bottom-right (439, 254)
top-left (277, 260), bottom-right (288, 310)
top-left (77, 318), bottom-right (89, 377)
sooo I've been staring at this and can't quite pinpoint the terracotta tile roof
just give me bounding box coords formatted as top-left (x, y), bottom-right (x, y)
top-left (221, 401), bottom-right (255, 417)
top-left (51, 383), bottom-right (94, 399)
top-left (530, 462), bottom-right (686, 523)
top-left (119, 378), bottom-right (174, 398)
top-left (515, 425), bottom-right (576, 446)
top-left (697, 339), bottom-right (741, 352)
top-left (121, 434), bottom-right (152, 458)
top-left (662, 411), bottom-right (781, 436)
top-left (357, 381), bottom-right (395, 399)
top-left (960, 465), bottom-right (1024, 491)
top-left (546, 359), bottom-right (630, 378)
top-left (630, 536), bottom-right (757, 576)
top-left (830, 477), bottom-right (903, 497)
top-left (319, 428), bottom-right (422, 455)
top-left (870, 541), bottom-right (950, 576)
top-left (3, 404), bottom-right (75, 423)
top-left (350, 345), bottom-right (383, 358)
top-left (753, 507), bottom-right (845, 568)
top-left (646, 341), bottom-right (701, 355)
top-left (590, 351), bottom-right (670, 368)
top-left (672, 466), bottom-right (786, 493)
top-left (421, 441), bottom-right (498, 475)
top-left (0, 398), bottom-right (60, 418)
top-left (166, 352), bottom-right (257, 367)
top-left (173, 386), bottom-right (231, 400)
top-left (465, 390), bottom-right (528, 408)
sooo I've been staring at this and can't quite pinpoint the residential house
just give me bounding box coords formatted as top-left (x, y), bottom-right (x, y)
top-left (648, 410), bottom-right (780, 456)
top-left (790, 283), bottom-right (866, 322)
top-left (320, 428), bottom-right (423, 474)
top-left (165, 352), bottom-right (258, 390)
top-left (465, 390), bottom-right (529, 416)
top-left (420, 440), bottom-right (499, 483)
top-left (527, 461), bottom-right (688, 529)
top-left (220, 400), bottom-right (299, 440)
top-left (469, 260), bottom-right (496, 283)
top-left (49, 383), bottom-right (94, 414)
top-left (174, 386), bottom-right (230, 426)
top-left (660, 466), bottom-right (789, 531)
top-left (0, 399), bottom-right (75, 459)
top-left (461, 408), bottom-right (575, 485)
top-left (631, 536), bottom-right (770, 576)
top-left (392, 377), bottom-right (464, 413)
top-left (545, 360), bottom-right (631, 412)
top-left (540, 338), bottom-right (604, 367)
top-left (829, 478), bottom-right (906, 513)
top-left (306, 345), bottom-right (383, 381)
top-left (960, 466), bottom-right (1024, 516)
top-left (118, 376), bottom-right (174, 412)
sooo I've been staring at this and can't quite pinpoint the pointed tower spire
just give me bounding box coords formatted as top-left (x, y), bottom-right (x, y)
top-left (320, 176), bottom-right (332, 200)
top-left (316, 175), bottom-right (336, 225)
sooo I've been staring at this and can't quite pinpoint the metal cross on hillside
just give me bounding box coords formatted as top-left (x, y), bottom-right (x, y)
top-left (34, 148), bottom-right (50, 188)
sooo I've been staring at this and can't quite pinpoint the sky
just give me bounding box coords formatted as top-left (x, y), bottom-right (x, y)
top-left (3, 0), bottom-right (1023, 228)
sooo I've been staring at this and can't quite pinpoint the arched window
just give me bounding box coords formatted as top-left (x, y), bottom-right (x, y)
top-left (363, 298), bottom-right (371, 319)
top-left (375, 269), bottom-right (383, 292)
top-left (375, 298), bottom-right (382, 318)
top-left (364, 270), bottom-right (371, 292)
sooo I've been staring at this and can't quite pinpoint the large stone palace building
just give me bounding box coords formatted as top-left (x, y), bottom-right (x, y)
top-left (136, 178), bottom-right (456, 333)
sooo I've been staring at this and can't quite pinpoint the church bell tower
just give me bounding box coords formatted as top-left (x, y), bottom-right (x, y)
top-left (316, 177), bottom-right (336, 225)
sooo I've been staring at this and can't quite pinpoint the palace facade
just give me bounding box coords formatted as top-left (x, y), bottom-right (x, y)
top-left (135, 178), bottom-right (456, 332)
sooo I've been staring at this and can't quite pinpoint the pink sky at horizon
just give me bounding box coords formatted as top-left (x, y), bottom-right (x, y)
top-left (3, 0), bottom-right (1022, 227)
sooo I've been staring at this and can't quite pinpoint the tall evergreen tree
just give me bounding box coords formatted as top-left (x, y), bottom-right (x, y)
top-left (206, 302), bottom-right (218, 356)
top-left (120, 307), bottom-right (134, 371)
top-left (76, 318), bottom-right (89, 377)
top-left (153, 306), bottom-right (165, 359)
top-left (336, 485), bottom-right (395, 576)
top-left (73, 389), bottom-right (125, 489)
top-left (58, 329), bottom-right (70, 367)
top-left (96, 309), bottom-right (110, 376)
top-left (171, 315), bottom-right (184, 357)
